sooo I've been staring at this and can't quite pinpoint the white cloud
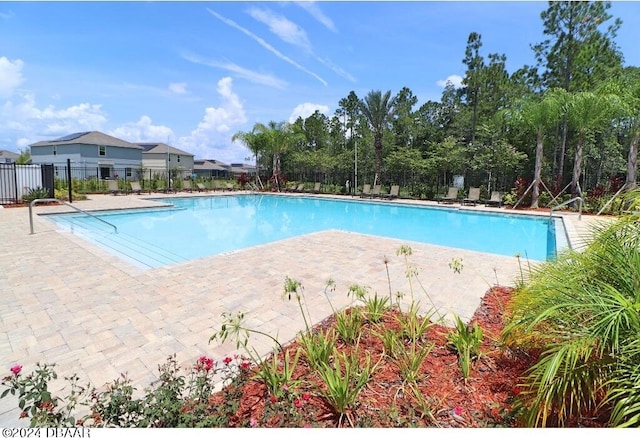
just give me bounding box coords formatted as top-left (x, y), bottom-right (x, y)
top-left (295, 1), bottom-right (337, 33)
top-left (247, 7), bottom-right (311, 50)
top-left (177, 77), bottom-right (248, 162)
top-left (288, 102), bottom-right (329, 123)
top-left (181, 53), bottom-right (287, 89)
top-left (0, 91), bottom-right (109, 150)
top-left (437, 75), bottom-right (463, 88)
top-left (168, 82), bottom-right (188, 95)
top-left (206, 8), bottom-right (328, 87)
top-left (1, 93), bottom-right (107, 136)
top-left (0, 57), bottom-right (25, 99)
top-left (110, 116), bottom-right (174, 143)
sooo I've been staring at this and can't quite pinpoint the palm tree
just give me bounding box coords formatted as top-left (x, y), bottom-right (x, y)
top-left (502, 213), bottom-right (640, 427)
top-left (232, 127), bottom-right (264, 185)
top-left (506, 89), bottom-right (563, 208)
top-left (253, 121), bottom-right (302, 191)
top-left (359, 90), bottom-right (396, 183)
top-left (567, 91), bottom-right (621, 198)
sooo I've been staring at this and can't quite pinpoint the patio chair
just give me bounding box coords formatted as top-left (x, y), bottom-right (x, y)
top-left (437, 187), bottom-right (458, 204)
top-left (225, 183), bottom-right (236, 191)
top-left (461, 187), bottom-right (481, 206)
top-left (212, 181), bottom-right (221, 191)
top-left (309, 182), bottom-right (321, 194)
top-left (486, 191), bottom-right (503, 207)
top-left (196, 182), bottom-right (209, 192)
top-left (129, 181), bottom-right (147, 195)
top-left (107, 179), bottom-right (125, 195)
top-left (182, 180), bottom-right (194, 193)
top-left (292, 183), bottom-right (305, 193)
top-left (383, 185), bottom-right (400, 200)
top-left (370, 185), bottom-right (382, 198)
top-left (359, 184), bottom-right (371, 198)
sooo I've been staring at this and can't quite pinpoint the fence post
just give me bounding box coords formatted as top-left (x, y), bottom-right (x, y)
top-left (67, 158), bottom-right (73, 203)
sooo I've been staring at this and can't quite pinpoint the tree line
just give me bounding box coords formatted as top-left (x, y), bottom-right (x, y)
top-left (233, 1), bottom-right (639, 208)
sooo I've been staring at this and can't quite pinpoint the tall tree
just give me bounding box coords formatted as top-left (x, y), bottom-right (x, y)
top-left (392, 87), bottom-right (418, 149)
top-left (566, 91), bottom-right (621, 198)
top-left (505, 89), bottom-right (564, 207)
top-left (359, 90), bottom-right (397, 183)
top-left (461, 32), bottom-right (484, 145)
top-left (532, 1), bottom-right (624, 187)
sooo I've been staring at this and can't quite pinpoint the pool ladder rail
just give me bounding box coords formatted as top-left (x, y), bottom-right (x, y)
top-left (550, 196), bottom-right (583, 220)
top-left (29, 198), bottom-right (118, 235)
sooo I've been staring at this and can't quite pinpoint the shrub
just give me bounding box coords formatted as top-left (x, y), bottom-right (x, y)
top-left (22, 187), bottom-right (51, 202)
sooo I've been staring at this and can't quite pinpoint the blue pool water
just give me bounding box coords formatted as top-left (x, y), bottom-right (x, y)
top-left (47, 194), bottom-right (566, 269)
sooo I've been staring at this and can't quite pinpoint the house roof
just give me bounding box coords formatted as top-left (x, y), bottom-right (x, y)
top-left (0, 150), bottom-right (20, 159)
top-left (30, 131), bottom-right (144, 150)
top-left (194, 159), bottom-right (229, 171)
top-left (137, 142), bottom-right (194, 157)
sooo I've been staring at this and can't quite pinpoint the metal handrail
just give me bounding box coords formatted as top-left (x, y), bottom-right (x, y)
top-left (29, 198), bottom-right (118, 235)
top-left (550, 196), bottom-right (583, 220)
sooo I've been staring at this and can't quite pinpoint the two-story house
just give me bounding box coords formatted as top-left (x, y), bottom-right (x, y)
top-left (30, 131), bottom-right (144, 179)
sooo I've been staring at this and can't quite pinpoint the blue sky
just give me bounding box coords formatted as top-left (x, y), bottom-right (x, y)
top-left (1, 1), bottom-right (639, 164)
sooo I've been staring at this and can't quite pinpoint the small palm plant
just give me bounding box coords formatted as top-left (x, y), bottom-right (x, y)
top-left (447, 315), bottom-right (483, 381)
top-left (502, 215), bottom-right (640, 427)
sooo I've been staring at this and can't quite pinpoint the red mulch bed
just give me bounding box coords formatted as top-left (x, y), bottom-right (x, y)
top-left (210, 287), bottom-right (552, 427)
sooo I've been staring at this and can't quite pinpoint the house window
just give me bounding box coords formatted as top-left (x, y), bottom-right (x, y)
top-left (99, 145), bottom-right (106, 156)
top-left (126, 167), bottom-right (132, 177)
top-left (177, 155), bottom-right (181, 163)
top-left (53, 146), bottom-right (57, 156)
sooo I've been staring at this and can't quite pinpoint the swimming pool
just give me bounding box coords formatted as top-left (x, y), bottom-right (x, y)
top-left (47, 194), bottom-right (567, 269)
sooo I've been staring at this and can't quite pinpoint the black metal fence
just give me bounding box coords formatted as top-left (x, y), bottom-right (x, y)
top-left (0, 163), bottom-right (235, 205)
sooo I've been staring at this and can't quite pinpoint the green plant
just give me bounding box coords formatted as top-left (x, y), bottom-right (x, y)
top-left (299, 328), bottom-right (336, 371)
top-left (502, 215), bottom-right (640, 427)
top-left (447, 315), bottom-right (483, 381)
top-left (0, 363), bottom-right (86, 427)
top-left (1, 355), bottom-right (250, 428)
top-left (254, 348), bottom-right (301, 399)
top-left (397, 302), bottom-right (436, 344)
top-left (334, 308), bottom-right (363, 345)
top-left (21, 187), bottom-right (51, 202)
top-left (375, 326), bottom-right (403, 359)
top-left (316, 347), bottom-right (377, 427)
top-left (392, 339), bottom-right (434, 384)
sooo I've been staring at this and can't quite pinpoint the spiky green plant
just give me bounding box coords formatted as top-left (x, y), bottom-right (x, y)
top-left (502, 215), bottom-right (640, 427)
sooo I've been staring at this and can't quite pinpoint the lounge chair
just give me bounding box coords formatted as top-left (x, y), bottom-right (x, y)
top-left (196, 182), bottom-right (209, 192)
top-left (182, 180), bottom-right (194, 192)
top-left (383, 185), bottom-right (400, 200)
top-left (486, 191), bottom-right (503, 207)
top-left (308, 182), bottom-right (321, 194)
top-left (225, 183), bottom-right (236, 191)
top-left (370, 185), bottom-right (382, 198)
top-left (359, 184), bottom-right (371, 198)
top-left (107, 179), bottom-right (125, 195)
top-left (129, 181), bottom-right (147, 195)
top-left (437, 187), bottom-right (458, 204)
top-left (461, 187), bottom-right (481, 206)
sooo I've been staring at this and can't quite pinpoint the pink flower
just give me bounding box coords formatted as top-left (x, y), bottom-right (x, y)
top-left (196, 356), bottom-right (214, 371)
top-left (302, 393), bottom-right (311, 401)
top-left (10, 365), bottom-right (22, 375)
top-left (294, 398), bottom-right (302, 409)
top-left (223, 356), bottom-right (232, 365)
top-left (453, 406), bottom-right (463, 416)
top-left (249, 418), bottom-right (258, 427)
top-left (240, 361), bottom-right (250, 370)
top-left (270, 395), bottom-right (277, 403)
top-left (282, 384), bottom-right (289, 392)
